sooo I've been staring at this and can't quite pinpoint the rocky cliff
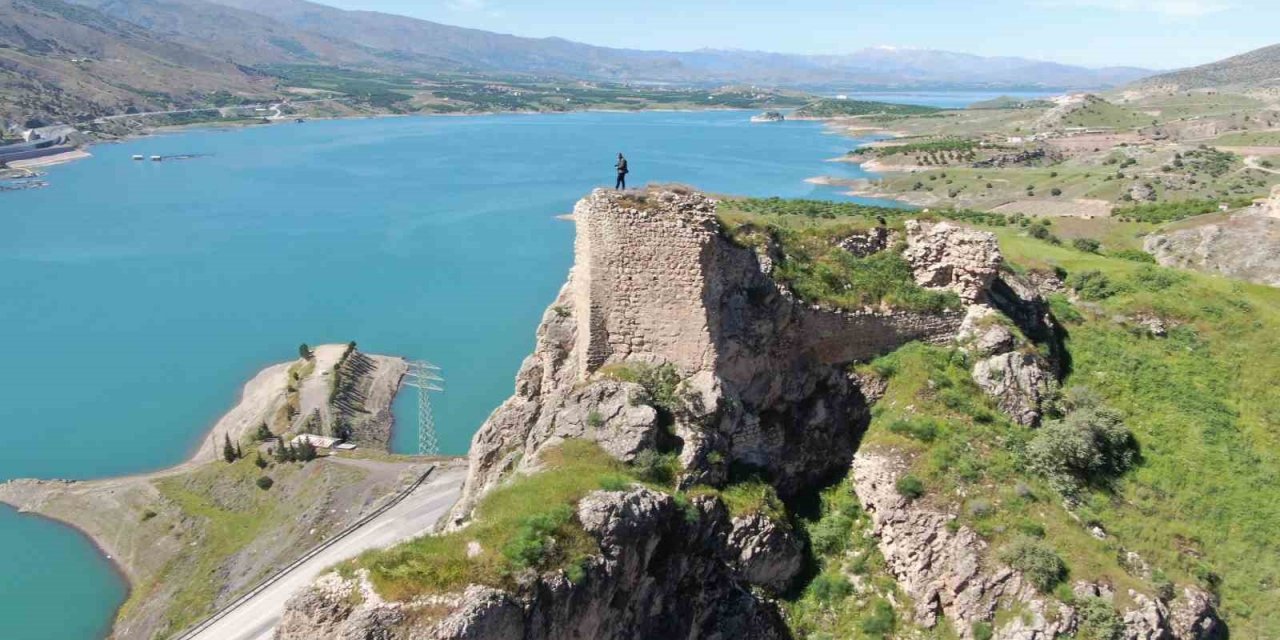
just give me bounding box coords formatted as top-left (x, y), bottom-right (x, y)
top-left (277, 188), bottom-right (1217, 640)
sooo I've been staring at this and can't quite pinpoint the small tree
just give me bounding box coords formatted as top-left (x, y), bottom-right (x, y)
top-left (222, 434), bottom-right (237, 463)
top-left (254, 453), bottom-right (268, 469)
top-left (299, 343), bottom-right (313, 360)
top-left (1026, 389), bottom-right (1136, 496)
top-left (255, 423), bottom-right (273, 441)
top-left (297, 439), bottom-right (318, 462)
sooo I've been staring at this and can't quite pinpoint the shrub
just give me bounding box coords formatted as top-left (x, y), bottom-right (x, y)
top-left (1109, 248), bottom-right (1156, 263)
top-left (586, 411), bottom-right (604, 429)
top-left (255, 476), bottom-right (274, 490)
top-left (999, 538), bottom-right (1066, 592)
top-left (502, 504), bottom-right (574, 570)
top-left (859, 599), bottom-right (896, 636)
top-left (1051, 188), bottom-right (1063, 196)
top-left (1072, 238), bottom-right (1101, 253)
top-left (1066, 270), bottom-right (1119, 300)
top-left (1026, 392), bottom-right (1137, 495)
top-left (808, 512), bottom-right (854, 556)
top-left (141, 510), bottom-right (158, 522)
top-left (254, 454), bottom-right (268, 469)
top-left (1130, 265), bottom-right (1187, 291)
top-left (809, 571), bottom-right (853, 603)
top-left (887, 417), bottom-right (939, 442)
top-left (630, 449), bottom-right (677, 485)
top-left (895, 475), bottom-right (925, 500)
top-left (1077, 597), bottom-right (1125, 640)
top-left (967, 499), bottom-right (994, 518)
top-left (972, 621), bottom-right (995, 640)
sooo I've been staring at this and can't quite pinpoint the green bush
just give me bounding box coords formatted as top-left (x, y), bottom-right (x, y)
top-left (972, 621), bottom-right (994, 640)
top-left (998, 538), bottom-right (1066, 592)
top-left (1077, 597), bottom-right (1125, 640)
top-left (1072, 238), bottom-right (1101, 253)
top-left (808, 512), bottom-right (854, 556)
top-left (808, 571), bottom-right (853, 603)
top-left (1130, 265), bottom-right (1187, 292)
top-left (255, 476), bottom-right (274, 491)
top-left (1109, 248), bottom-right (1156, 263)
top-left (629, 449), bottom-right (678, 485)
top-left (859, 599), bottom-right (896, 636)
top-left (502, 504), bottom-right (575, 570)
top-left (895, 475), bottom-right (925, 500)
top-left (1066, 270), bottom-right (1119, 300)
top-left (887, 417), bottom-right (939, 442)
top-left (1025, 391), bottom-right (1136, 495)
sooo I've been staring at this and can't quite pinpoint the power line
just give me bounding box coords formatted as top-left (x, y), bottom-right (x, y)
top-left (404, 361), bottom-right (444, 456)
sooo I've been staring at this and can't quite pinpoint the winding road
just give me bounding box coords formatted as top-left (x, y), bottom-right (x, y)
top-left (180, 464), bottom-right (466, 640)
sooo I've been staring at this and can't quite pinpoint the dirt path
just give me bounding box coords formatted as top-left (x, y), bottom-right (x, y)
top-left (1244, 155), bottom-right (1280, 175)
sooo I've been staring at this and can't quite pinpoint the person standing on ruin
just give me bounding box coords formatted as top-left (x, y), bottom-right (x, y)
top-left (615, 153), bottom-right (629, 190)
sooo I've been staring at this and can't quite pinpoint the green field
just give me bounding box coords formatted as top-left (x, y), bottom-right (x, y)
top-left (1209, 130), bottom-right (1280, 147)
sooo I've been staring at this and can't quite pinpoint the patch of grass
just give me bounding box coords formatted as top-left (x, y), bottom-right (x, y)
top-left (144, 456), bottom-right (360, 633)
top-left (348, 441), bottom-right (655, 600)
top-left (990, 227), bottom-right (1280, 637)
top-left (717, 200), bottom-right (963, 313)
top-left (718, 480), bottom-right (788, 524)
top-left (785, 480), bottom-right (911, 638)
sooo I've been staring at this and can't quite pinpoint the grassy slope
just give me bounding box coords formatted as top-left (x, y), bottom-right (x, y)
top-left (994, 232), bottom-right (1280, 634)
top-left (127, 456), bottom-right (366, 635)
top-left (787, 228), bottom-right (1280, 637)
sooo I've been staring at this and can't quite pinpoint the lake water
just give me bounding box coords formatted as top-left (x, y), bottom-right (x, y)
top-left (0, 109), bottom-right (913, 639)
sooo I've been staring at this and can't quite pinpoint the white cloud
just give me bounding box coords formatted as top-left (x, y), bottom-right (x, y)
top-left (1041, 0), bottom-right (1236, 17)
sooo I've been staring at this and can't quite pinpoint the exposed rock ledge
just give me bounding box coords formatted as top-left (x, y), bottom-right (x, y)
top-left (852, 449), bottom-right (1221, 640)
top-left (278, 486), bottom-right (795, 640)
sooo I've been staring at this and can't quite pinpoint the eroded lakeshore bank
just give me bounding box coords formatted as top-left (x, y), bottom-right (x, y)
top-left (0, 344), bottom-right (454, 639)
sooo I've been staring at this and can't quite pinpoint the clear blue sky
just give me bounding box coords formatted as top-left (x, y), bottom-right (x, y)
top-left (322, 0), bottom-right (1276, 70)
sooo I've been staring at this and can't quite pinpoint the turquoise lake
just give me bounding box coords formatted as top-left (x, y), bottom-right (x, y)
top-left (0, 109), bottom-right (908, 639)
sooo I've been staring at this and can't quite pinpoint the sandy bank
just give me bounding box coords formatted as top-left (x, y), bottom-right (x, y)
top-left (0, 345), bottom-right (424, 639)
top-left (7, 148), bottom-right (92, 169)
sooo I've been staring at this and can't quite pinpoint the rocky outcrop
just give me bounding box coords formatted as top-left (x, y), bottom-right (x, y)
top-left (853, 449), bottom-right (1223, 640)
top-left (904, 220), bottom-right (1003, 304)
top-left (726, 512), bottom-right (804, 592)
top-left (852, 450), bottom-right (1077, 639)
top-left (972, 349), bottom-right (1055, 427)
top-left (453, 189), bottom-right (969, 519)
top-left (276, 487), bottom-right (792, 640)
top-left (1144, 187), bottom-right (1280, 287)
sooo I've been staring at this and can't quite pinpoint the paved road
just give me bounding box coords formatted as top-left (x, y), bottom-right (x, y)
top-left (186, 465), bottom-right (466, 640)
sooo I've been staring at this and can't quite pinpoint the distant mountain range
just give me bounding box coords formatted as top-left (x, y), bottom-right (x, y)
top-left (2, 0), bottom-right (1159, 127)
top-left (197, 0), bottom-right (1157, 90)
top-left (1130, 43), bottom-right (1280, 91)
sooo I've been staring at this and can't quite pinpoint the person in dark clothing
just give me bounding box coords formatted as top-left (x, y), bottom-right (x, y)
top-left (615, 153), bottom-right (629, 190)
